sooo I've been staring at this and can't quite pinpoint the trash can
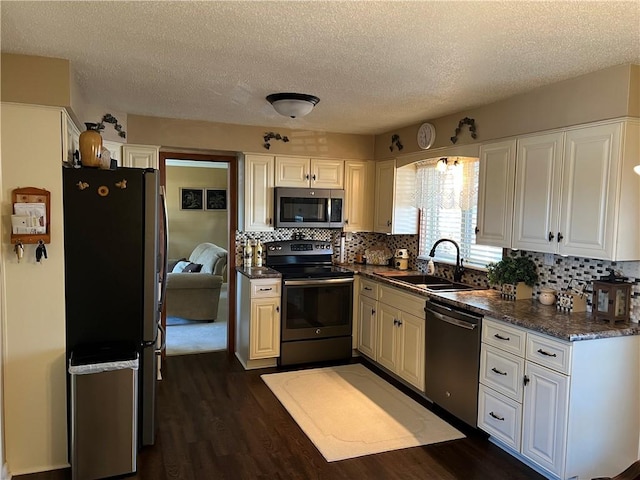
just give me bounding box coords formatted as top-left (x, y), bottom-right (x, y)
top-left (69, 343), bottom-right (139, 480)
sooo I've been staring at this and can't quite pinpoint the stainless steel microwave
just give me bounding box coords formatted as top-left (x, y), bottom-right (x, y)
top-left (274, 187), bottom-right (344, 228)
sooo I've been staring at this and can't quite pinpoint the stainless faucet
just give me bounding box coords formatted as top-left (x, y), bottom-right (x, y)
top-left (429, 238), bottom-right (465, 282)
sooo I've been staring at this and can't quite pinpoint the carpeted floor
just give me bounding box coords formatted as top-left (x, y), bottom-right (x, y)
top-left (261, 363), bottom-right (464, 462)
top-left (166, 284), bottom-right (227, 356)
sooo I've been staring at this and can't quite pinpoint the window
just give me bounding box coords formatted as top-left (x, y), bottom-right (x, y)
top-left (416, 157), bottom-right (502, 269)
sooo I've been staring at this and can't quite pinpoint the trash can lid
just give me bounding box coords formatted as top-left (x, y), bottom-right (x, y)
top-left (70, 341), bottom-right (138, 367)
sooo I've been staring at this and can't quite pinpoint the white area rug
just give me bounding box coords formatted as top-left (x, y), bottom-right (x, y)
top-left (261, 364), bottom-right (464, 462)
top-left (166, 284), bottom-right (227, 356)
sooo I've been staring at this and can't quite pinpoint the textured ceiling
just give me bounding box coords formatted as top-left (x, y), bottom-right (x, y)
top-left (1, 1), bottom-right (639, 135)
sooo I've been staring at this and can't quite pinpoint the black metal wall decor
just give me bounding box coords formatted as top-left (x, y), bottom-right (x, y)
top-left (389, 134), bottom-right (403, 152)
top-left (97, 113), bottom-right (126, 138)
top-left (263, 132), bottom-right (290, 150)
top-left (450, 117), bottom-right (477, 144)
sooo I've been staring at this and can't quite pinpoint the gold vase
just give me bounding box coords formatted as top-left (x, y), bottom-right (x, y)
top-left (79, 122), bottom-right (103, 167)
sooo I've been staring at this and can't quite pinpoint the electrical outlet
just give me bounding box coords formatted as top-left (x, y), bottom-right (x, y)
top-left (543, 253), bottom-right (554, 266)
top-left (345, 232), bottom-right (353, 242)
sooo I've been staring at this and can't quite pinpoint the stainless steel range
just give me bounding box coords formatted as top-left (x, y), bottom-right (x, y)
top-left (264, 240), bottom-right (354, 366)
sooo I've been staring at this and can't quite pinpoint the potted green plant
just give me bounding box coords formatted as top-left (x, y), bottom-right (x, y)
top-left (486, 254), bottom-right (538, 300)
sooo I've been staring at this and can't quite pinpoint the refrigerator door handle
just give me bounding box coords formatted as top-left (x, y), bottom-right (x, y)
top-left (155, 322), bottom-right (166, 354)
top-left (158, 186), bottom-right (169, 314)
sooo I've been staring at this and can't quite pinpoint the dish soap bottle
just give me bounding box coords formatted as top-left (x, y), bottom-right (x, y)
top-left (244, 240), bottom-right (253, 268)
top-left (427, 258), bottom-right (435, 275)
top-left (254, 240), bottom-right (263, 267)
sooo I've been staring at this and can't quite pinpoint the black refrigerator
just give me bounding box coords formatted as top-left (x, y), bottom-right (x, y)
top-left (63, 166), bottom-right (165, 449)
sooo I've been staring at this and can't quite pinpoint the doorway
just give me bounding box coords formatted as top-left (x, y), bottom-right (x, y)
top-left (159, 152), bottom-right (237, 357)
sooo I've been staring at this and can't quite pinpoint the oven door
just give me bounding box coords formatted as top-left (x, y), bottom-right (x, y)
top-left (281, 277), bottom-right (353, 341)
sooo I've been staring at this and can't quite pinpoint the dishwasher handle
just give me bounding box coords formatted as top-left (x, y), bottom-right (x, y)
top-left (426, 308), bottom-right (477, 330)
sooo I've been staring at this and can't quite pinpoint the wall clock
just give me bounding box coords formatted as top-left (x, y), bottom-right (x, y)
top-left (417, 122), bottom-right (436, 150)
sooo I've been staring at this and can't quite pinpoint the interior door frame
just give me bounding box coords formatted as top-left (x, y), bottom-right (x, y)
top-left (159, 151), bottom-right (238, 358)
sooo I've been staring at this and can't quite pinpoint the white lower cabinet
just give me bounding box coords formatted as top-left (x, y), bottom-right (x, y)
top-left (236, 274), bottom-right (281, 369)
top-left (478, 317), bottom-right (639, 479)
top-left (375, 284), bottom-right (425, 391)
top-left (355, 277), bottom-right (425, 391)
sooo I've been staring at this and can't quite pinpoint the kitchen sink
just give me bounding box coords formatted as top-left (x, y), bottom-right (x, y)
top-left (373, 271), bottom-right (480, 292)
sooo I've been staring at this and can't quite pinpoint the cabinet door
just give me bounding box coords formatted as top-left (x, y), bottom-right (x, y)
top-left (311, 158), bottom-right (344, 188)
top-left (63, 112), bottom-right (80, 166)
top-left (396, 311), bottom-right (425, 391)
top-left (522, 362), bottom-right (569, 478)
top-left (357, 295), bottom-right (377, 360)
top-left (122, 144), bottom-right (159, 169)
top-left (250, 297), bottom-right (280, 359)
top-left (376, 303), bottom-right (398, 372)
top-left (102, 140), bottom-right (123, 167)
top-left (476, 140), bottom-right (516, 247)
top-left (512, 132), bottom-right (564, 253)
top-left (274, 156), bottom-right (310, 187)
top-left (245, 154), bottom-right (275, 231)
top-left (373, 160), bottom-right (395, 233)
top-left (344, 160), bottom-right (373, 232)
top-left (559, 123), bottom-right (621, 259)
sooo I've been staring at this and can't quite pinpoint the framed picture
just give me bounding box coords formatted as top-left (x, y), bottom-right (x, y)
top-left (206, 189), bottom-right (227, 210)
top-left (180, 188), bottom-right (203, 210)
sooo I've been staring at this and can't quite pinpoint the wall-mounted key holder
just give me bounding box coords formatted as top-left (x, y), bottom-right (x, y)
top-left (11, 187), bottom-right (51, 245)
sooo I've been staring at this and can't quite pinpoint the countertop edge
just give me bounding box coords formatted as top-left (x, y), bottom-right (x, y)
top-left (350, 266), bottom-right (640, 342)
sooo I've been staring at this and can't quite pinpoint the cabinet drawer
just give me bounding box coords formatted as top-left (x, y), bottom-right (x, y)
top-left (480, 344), bottom-right (525, 402)
top-left (251, 280), bottom-right (281, 298)
top-left (478, 384), bottom-right (522, 451)
top-left (482, 318), bottom-right (526, 357)
top-left (526, 333), bottom-right (571, 374)
top-left (359, 278), bottom-right (379, 300)
top-left (379, 285), bottom-right (424, 318)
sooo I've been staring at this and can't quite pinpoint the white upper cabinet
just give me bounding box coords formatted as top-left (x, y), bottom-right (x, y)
top-left (512, 132), bottom-right (564, 253)
top-left (476, 140), bottom-right (516, 247)
top-left (511, 121), bottom-right (639, 260)
top-left (558, 123), bottom-right (621, 259)
top-left (63, 111), bottom-right (80, 166)
top-left (122, 144), bottom-right (159, 169)
top-left (343, 160), bottom-right (374, 232)
top-left (243, 154), bottom-right (275, 231)
top-left (373, 160), bottom-right (418, 234)
top-left (274, 156), bottom-right (344, 188)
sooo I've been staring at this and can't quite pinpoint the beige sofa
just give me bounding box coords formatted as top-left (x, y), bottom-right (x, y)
top-left (166, 243), bottom-right (227, 321)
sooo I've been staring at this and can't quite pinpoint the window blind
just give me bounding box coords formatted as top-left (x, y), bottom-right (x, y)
top-left (416, 157), bottom-right (502, 269)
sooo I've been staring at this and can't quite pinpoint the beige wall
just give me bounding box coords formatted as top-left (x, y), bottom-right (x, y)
top-left (166, 165), bottom-right (229, 259)
top-left (128, 115), bottom-right (374, 160)
top-left (374, 63), bottom-right (639, 160)
top-left (1, 104), bottom-right (68, 475)
top-left (1, 54), bottom-right (70, 109)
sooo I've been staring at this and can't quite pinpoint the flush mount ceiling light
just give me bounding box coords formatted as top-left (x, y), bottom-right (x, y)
top-left (266, 93), bottom-right (320, 118)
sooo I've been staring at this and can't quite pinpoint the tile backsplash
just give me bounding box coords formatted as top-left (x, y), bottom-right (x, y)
top-left (235, 229), bottom-right (640, 322)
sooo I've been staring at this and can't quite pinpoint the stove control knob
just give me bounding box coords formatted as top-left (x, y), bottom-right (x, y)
top-left (268, 246), bottom-right (276, 251)
top-left (277, 246), bottom-right (282, 250)
top-left (315, 329), bottom-right (321, 335)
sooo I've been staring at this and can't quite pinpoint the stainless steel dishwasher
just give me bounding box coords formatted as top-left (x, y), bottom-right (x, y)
top-left (425, 299), bottom-right (483, 427)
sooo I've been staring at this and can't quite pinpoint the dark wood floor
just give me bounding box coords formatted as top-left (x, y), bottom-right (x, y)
top-left (18, 352), bottom-right (544, 480)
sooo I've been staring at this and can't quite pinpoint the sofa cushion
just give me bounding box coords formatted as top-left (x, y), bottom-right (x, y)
top-left (172, 260), bottom-right (203, 273)
top-left (168, 257), bottom-right (187, 272)
top-left (183, 262), bottom-right (202, 273)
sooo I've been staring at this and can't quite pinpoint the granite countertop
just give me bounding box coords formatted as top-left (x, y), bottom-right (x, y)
top-left (236, 265), bottom-right (281, 279)
top-left (236, 262), bottom-right (640, 341)
top-left (349, 265), bottom-right (640, 342)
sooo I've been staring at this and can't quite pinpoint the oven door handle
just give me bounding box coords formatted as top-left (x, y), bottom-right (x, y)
top-left (283, 277), bottom-right (354, 287)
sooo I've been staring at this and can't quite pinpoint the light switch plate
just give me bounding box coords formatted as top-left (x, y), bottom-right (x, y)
top-left (345, 232), bottom-right (353, 241)
top-left (543, 253), bottom-right (554, 266)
